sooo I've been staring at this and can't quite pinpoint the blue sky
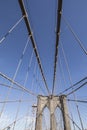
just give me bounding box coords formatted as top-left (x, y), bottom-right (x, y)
top-left (0, 0), bottom-right (87, 129)
top-left (0, 0), bottom-right (87, 90)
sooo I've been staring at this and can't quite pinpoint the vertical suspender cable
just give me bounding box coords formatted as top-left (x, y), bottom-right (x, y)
top-left (60, 41), bottom-right (84, 130)
top-left (0, 37), bottom-right (30, 118)
top-left (12, 50), bottom-right (34, 130)
top-left (59, 54), bottom-right (76, 129)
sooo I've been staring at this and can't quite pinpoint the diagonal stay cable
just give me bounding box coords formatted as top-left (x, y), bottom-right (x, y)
top-left (0, 99), bottom-right (30, 104)
top-left (60, 99), bottom-right (81, 130)
top-left (67, 82), bottom-right (87, 96)
top-left (0, 83), bottom-right (24, 91)
top-left (2, 115), bottom-right (27, 130)
top-left (62, 14), bottom-right (87, 55)
top-left (52, 0), bottom-right (63, 95)
top-left (24, 102), bottom-right (31, 130)
top-left (59, 77), bottom-right (87, 95)
top-left (65, 113), bottom-right (81, 130)
top-left (68, 99), bottom-right (87, 104)
top-left (18, 0), bottom-right (50, 95)
top-left (0, 37), bottom-right (31, 118)
top-left (0, 72), bottom-right (37, 96)
top-left (67, 102), bottom-right (76, 130)
top-left (59, 41), bottom-right (84, 129)
top-left (12, 50), bottom-right (34, 130)
top-left (0, 15), bottom-right (25, 44)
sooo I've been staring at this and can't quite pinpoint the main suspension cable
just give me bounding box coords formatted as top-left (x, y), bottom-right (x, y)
top-left (52, 0), bottom-right (63, 95)
top-left (18, 0), bottom-right (50, 95)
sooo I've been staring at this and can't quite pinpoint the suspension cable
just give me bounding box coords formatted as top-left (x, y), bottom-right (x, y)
top-left (18, 0), bottom-right (50, 95)
top-left (35, 67), bottom-right (46, 95)
top-left (0, 72), bottom-right (37, 96)
top-left (0, 15), bottom-right (25, 44)
top-left (24, 62), bottom-right (37, 130)
top-left (62, 14), bottom-right (87, 55)
top-left (31, 61), bottom-right (37, 92)
top-left (59, 56), bottom-right (75, 130)
top-left (68, 99), bottom-right (87, 103)
top-left (68, 102), bottom-right (76, 130)
top-left (12, 37), bottom-right (30, 81)
top-left (60, 41), bottom-right (84, 129)
top-left (59, 77), bottom-right (87, 95)
top-left (52, 0), bottom-right (63, 95)
top-left (12, 50), bottom-right (34, 130)
top-left (0, 37), bottom-right (32, 118)
top-left (55, 108), bottom-right (64, 129)
top-left (0, 83), bottom-right (24, 91)
top-left (65, 113), bottom-right (81, 130)
top-left (60, 41), bottom-right (73, 86)
top-left (67, 82), bottom-right (87, 96)
top-left (59, 55), bottom-right (67, 88)
top-left (31, 61), bottom-right (46, 95)
top-left (24, 98), bottom-right (36, 130)
top-left (2, 115), bottom-right (27, 130)
top-left (53, 55), bottom-right (76, 129)
top-left (0, 99), bottom-right (30, 104)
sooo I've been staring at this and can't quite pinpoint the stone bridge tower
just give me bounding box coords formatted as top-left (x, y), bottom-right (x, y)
top-left (35, 95), bottom-right (71, 130)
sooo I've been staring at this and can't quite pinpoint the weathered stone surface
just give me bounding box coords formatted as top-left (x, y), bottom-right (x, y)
top-left (35, 95), bottom-right (71, 130)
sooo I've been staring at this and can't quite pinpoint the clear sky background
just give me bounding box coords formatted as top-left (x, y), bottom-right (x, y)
top-left (0, 0), bottom-right (87, 129)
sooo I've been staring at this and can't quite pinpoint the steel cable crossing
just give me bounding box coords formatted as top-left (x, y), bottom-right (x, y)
top-left (0, 37), bottom-right (39, 122)
top-left (0, 1), bottom-right (87, 129)
top-left (2, 115), bottom-right (27, 130)
top-left (0, 72), bottom-right (37, 96)
top-left (12, 50), bottom-right (34, 130)
top-left (59, 53), bottom-right (76, 129)
top-left (59, 41), bottom-right (84, 129)
top-left (52, 0), bottom-right (63, 95)
top-left (0, 1), bottom-right (50, 129)
top-left (0, 83), bottom-right (25, 91)
top-left (59, 55), bottom-right (75, 129)
top-left (0, 37), bottom-right (31, 119)
top-left (18, 0), bottom-right (50, 95)
top-left (59, 103), bottom-right (82, 130)
top-left (12, 51), bottom-right (46, 129)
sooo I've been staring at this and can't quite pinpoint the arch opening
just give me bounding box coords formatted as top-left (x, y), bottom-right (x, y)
top-left (42, 107), bottom-right (50, 130)
top-left (54, 107), bottom-right (64, 130)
